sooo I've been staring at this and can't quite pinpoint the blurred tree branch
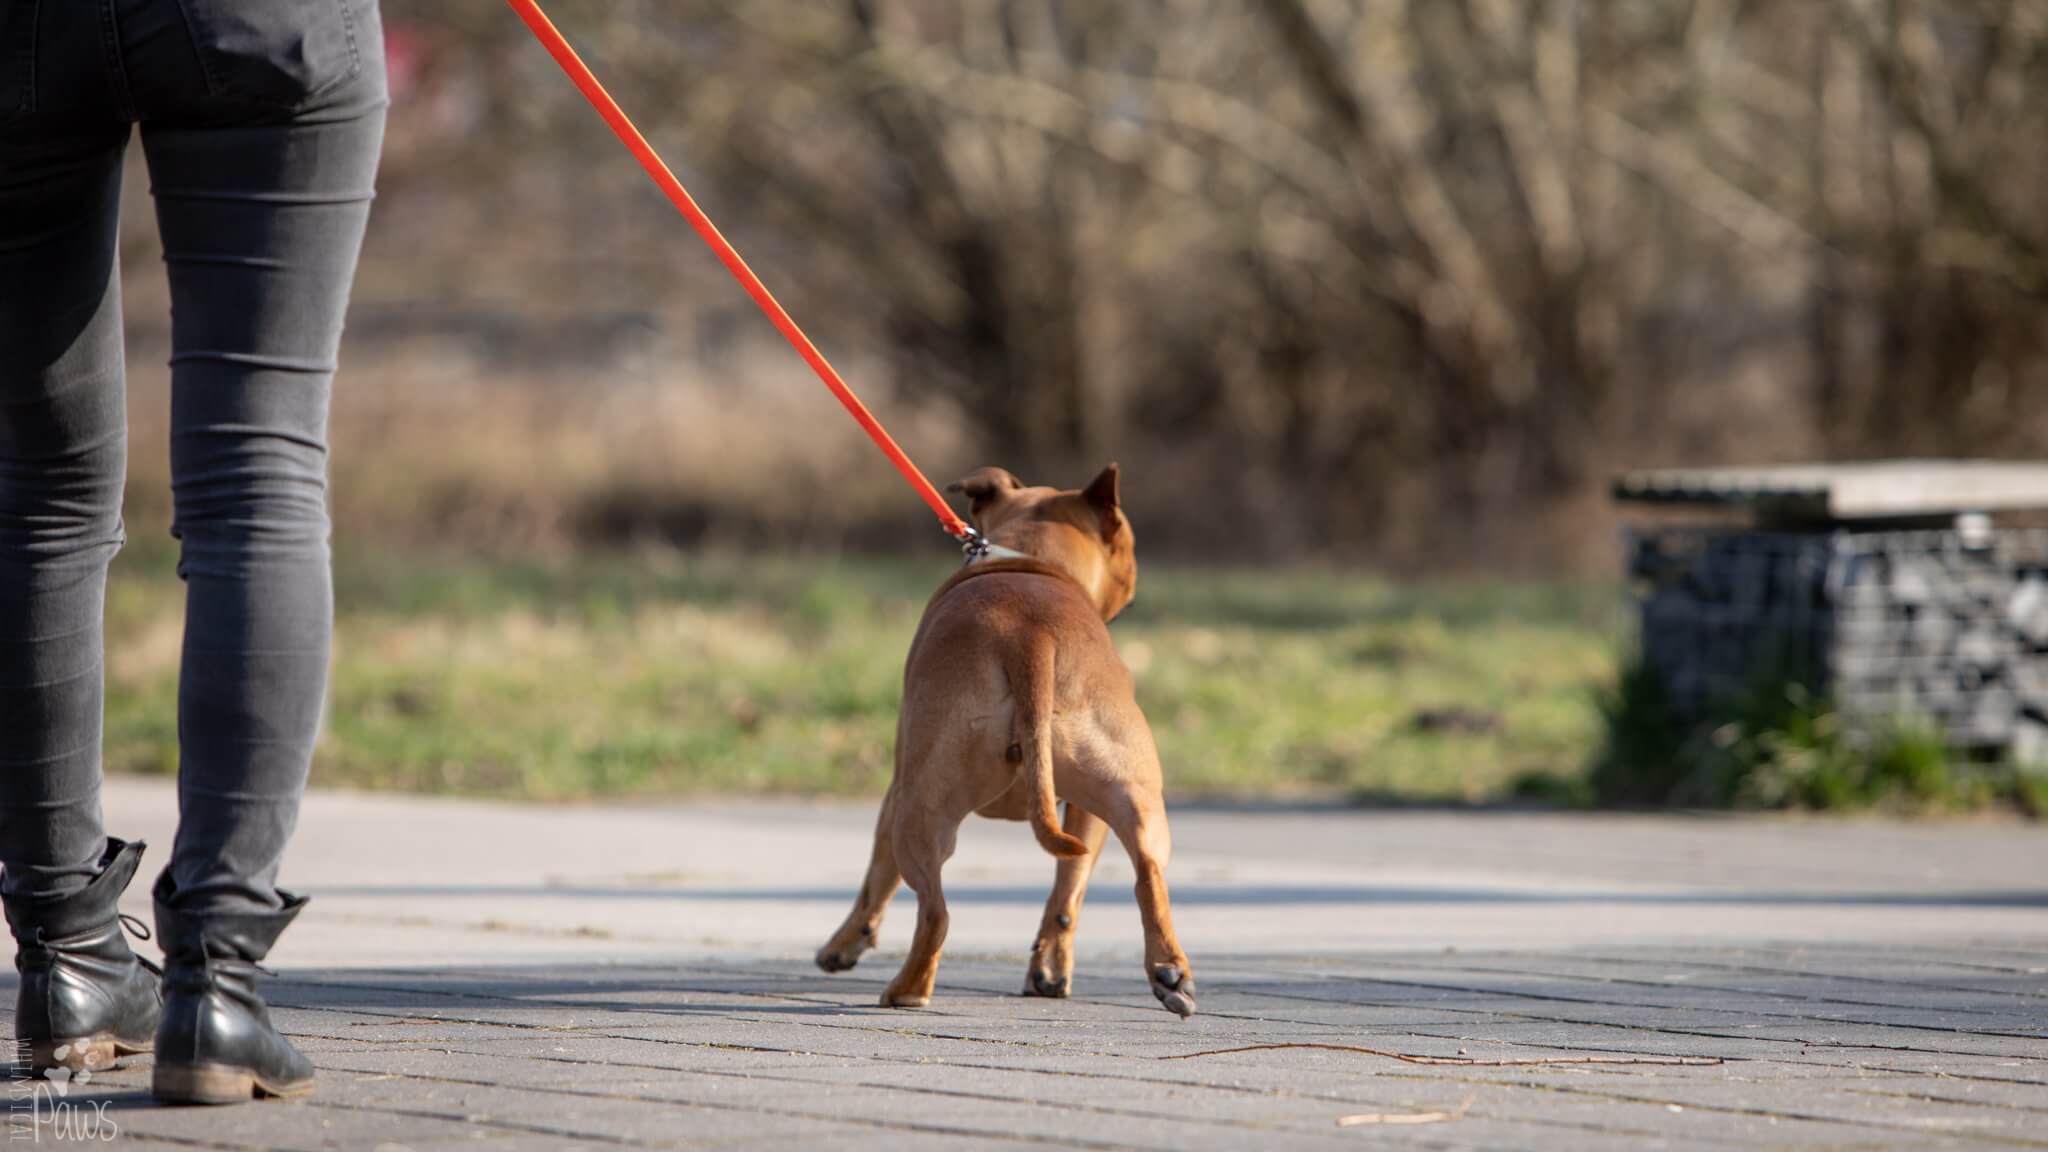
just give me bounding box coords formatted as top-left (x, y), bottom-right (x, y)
top-left (356, 0), bottom-right (2048, 567)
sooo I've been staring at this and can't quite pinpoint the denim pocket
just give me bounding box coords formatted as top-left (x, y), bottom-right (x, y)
top-left (0, 0), bottom-right (36, 121)
top-left (175, 0), bottom-right (362, 109)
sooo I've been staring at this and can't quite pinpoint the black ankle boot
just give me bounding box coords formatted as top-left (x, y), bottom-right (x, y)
top-left (151, 876), bottom-right (314, 1105)
top-left (4, 838), bottom-right (163, 1074)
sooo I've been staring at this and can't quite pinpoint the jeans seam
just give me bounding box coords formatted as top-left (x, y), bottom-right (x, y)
top-left (292, 0), bottom-right (362, 110)
top-left (337, 0), bottom-right (359, 89)
top-left (94, 0), bottom-right (134, 122)
top-left (5, 0), bottom-right (37, 117)
top-left (166, 0), bottom-right (223, 97)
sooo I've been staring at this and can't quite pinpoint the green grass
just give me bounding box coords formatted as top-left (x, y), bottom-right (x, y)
top-left (1589, 651), bottom-right (2041, 816)
top-left (100, 544), bottom-right (1618, 802)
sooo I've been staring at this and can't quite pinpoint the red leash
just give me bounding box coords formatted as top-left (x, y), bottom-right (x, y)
top-left (504, 0), bottom-right (975, 544)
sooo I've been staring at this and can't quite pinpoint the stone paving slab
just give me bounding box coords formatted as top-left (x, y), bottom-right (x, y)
top-left (0, 778), bottom-right (2041, 1148)
top-left (11, 949), bottom-right (2044, 1149)
top-left (16, 942), bottom-right (2048, 1147)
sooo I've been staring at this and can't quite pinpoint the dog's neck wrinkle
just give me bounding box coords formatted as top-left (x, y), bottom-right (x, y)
top-left (936, 557), bottom-right (1083, 608)
top-left (995, 523), bottom-right (1111, 611)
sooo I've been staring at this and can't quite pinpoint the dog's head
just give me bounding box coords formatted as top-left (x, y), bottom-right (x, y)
top-left (949, 464), bottom-right (1136, 621)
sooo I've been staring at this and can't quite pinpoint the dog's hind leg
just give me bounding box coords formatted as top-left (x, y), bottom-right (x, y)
top-left (1106, 798), bottom-right (1196, 1018)
top-left (881, 814), bottom-right (956, 1008)
top-left (817, 787), bottom-right (902, 973)
top-left (1067, 721), bottom-right (1197, 1018)
top-left (1022, 804), bottom-right (1109, 998)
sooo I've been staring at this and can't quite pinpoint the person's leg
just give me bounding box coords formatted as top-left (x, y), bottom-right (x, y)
top-left (0, 5), bottom-right (165, 1073)
top-left (0, 98), bottom-right (129, 913)
top-left (141, 24), bottom-right (387, 919)
top-left (129, 0), bottom-right (386, 1103)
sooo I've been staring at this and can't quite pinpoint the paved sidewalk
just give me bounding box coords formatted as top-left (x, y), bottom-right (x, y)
top-left (5, 778), bottom-right (2045, 1149)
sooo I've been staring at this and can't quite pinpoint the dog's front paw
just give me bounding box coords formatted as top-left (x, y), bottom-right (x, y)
top-left (816, 944), bottom-right (863, 973)
top-left (816, 924), bottom-right (875, 973)
top-left (879, 988), bottom-right (931, 1009)
top-left (1025, 929), bottom-right (1075, 998)
top-left (1022, 967), bottom-right (1070, 998)
top-left (1149, 964), bottom-right (1197, 1018)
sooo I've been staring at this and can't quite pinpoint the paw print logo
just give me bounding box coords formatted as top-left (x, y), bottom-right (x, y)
top-left (38, 1046), bottom-right (98, 1097)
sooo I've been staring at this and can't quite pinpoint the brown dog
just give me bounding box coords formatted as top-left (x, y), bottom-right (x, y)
top-left (815, 464), bottom-right (1196, 1017)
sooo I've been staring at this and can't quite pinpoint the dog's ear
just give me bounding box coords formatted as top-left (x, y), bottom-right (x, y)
top-left (948, 467), bottom-right (1023, 520)
top-left (1082, 463), bottom-right (1119, 512)
top-left (1082, 463), bottom-right (1121, 539)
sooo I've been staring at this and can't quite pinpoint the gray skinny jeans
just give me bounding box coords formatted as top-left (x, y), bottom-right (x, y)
top-left (0, 0), bottom-right (385, 914)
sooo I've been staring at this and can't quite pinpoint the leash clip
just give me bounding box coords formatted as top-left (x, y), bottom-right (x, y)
top-left (960, 529), bottom-right (991, 566)
top-left (960, 530), bottom-right (1031, 565)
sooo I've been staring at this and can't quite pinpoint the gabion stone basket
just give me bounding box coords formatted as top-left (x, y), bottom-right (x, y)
top-left (1614, 461), bottom-right (2048, 762)
top-left (1626, 524), bottom-right (2048, 758)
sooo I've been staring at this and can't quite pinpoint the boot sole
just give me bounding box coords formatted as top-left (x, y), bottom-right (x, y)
top-left (23, 1033), bottom-right (153, 1075)
top-left (153, 1061), bottom-right (315, 1106)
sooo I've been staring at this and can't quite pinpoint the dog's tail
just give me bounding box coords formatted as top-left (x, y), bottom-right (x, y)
top-left (1014, 638), bottom-right (1090, 858)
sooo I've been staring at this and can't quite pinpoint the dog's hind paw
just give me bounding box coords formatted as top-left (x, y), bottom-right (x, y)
top-left (1149, 964), bottom-right (1197, 1018)
top-left (880, 989), bottom-right (931, 1009)
top-left (1023, 969), bottom-right (1070, 998)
